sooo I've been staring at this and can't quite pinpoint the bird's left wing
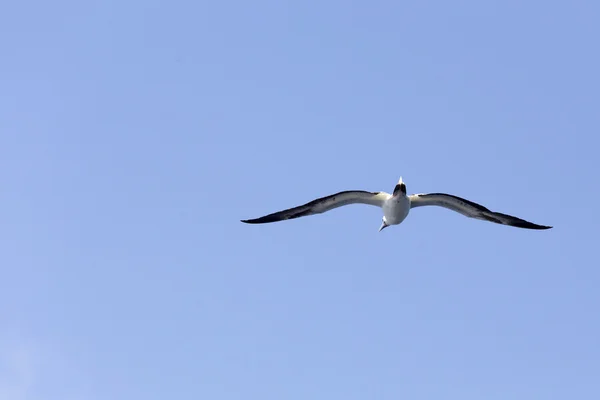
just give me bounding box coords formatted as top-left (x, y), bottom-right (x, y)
top-left (241, 190), bottom-right (390, 224)
top-left (409, 193), bottom-right (552, 230)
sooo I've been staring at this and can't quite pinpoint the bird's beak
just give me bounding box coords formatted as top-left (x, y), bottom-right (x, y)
top-left (398, 176), bottom-right (403, 185)
top-left (378, 221), bottom-right (388, 232)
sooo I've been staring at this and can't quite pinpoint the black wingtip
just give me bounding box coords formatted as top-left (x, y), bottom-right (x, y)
top-left (485, 211), bottom-right (553, 231)
top-left (240, 215), bottom-right (283, 224)
top-left (513, 222), bottom-right (553, 230)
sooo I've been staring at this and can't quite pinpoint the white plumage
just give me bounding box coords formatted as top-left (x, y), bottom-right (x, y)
top-left (241, 177), bottom-right (552, 231)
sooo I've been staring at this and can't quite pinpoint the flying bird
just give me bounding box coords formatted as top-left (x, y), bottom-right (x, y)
top-left (241, 177), bottom-right (552, 231)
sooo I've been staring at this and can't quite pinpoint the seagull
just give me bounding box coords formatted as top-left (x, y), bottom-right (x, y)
top-left (241, 177), bottom-right (552, 231)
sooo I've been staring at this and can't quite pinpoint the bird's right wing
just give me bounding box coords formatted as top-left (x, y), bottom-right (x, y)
top-left (241, 190), bottom-right (390, 224)
top-left (409, 192), bottom-right (552, 230)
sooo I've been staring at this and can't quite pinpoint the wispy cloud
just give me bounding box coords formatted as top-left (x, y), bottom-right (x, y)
top-left (0, 337), bottom-right (34, 400)
top-left (0, 332), bottom-right (95, 400)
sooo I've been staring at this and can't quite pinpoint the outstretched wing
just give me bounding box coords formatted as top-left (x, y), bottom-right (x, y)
top-left (409, 193), bottom-right (552, 230)
top-left (241, 190), bottom-right (390, 224)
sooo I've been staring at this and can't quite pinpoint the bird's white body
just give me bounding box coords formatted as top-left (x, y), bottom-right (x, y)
top-left (382, 194), bottom-right (410, 225)
top-left (241, 176), bottom-right (552, 231)
top-left (375, 177), bottom-right (411, 231)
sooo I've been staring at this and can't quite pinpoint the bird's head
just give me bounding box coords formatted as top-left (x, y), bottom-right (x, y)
top-left (378, 217), bottom-right (390, 232)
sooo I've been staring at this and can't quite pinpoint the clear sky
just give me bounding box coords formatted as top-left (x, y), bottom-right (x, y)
top-left (1, 1), bottom-right (599, 399)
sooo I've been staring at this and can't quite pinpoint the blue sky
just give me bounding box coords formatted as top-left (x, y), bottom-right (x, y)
top-left (1, 1), bottom-right (599, 399)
